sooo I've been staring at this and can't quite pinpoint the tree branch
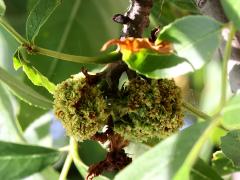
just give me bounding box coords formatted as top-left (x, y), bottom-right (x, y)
top-left (106, 0), bottom-right (154, 90)
top-left (121, 0), bottom-right (153, 38)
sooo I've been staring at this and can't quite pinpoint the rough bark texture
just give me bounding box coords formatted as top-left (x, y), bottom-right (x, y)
top-left (121, 0), bottom-right (153, 38)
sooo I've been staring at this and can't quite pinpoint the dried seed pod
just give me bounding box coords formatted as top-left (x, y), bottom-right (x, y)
top-left (53, 73), bottom-right (109, 141)
top-left (114, 78), bottom-right (184, 142)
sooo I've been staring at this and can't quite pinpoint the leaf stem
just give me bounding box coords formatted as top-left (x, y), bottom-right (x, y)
top-left (182, 101), bottom-right (212, 121)
top-left (34, 46), bottom-right (122, 64)
top-left (58, 145), bottom-right (69, 152)
top-left (69, 138), bottom-right (89, 178)
top-left (59, 153), bottom-right (73, 180)
top-left (177, 118), bottom-right (220, 177)
top-left (0, 18), bottom-right (121, 64)
top-left (69, 138), bottom-right (109, 180)
top-left (180, 22), bottom-right (236, 178)
top-left (0, 18), bottom-right (27, 44)
top-left (220, 23), bottom-right (236, 108)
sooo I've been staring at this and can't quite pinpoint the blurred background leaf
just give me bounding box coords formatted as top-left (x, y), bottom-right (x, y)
top-left (150, 0), bottom-right (198, 28)
top-left (0, 82), bottom-right (24, 143)
top-left (190, 158), bottom-right (223, 180)
top-left (26, 0), bottom-right (61, 42)
top-left (221, 130), bottom-right (240, 167)
top-left (221, 95), bottom-right (240, 130)
top-left (0, 141), bottom-right (60, 179)
top-left (0, 66), bottom-right (52, 109)
top-left (0, 0), bottom-right (5, 16)
top-left (220, 0), bottom-right (240, 30)
top-left (212, 151), bottom-right (240, 176)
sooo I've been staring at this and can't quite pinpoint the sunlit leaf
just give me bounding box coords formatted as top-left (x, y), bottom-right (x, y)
top-left (122, 50), bottom-right (193, 78)
top-left (157, 15), bottom-right (222, 70)
top-left (26, 0), bottom-right (61, 42)
top-left (221, 94), bottom-right (240, 130)
top-left (0, 66), bottom-right (52, 109)
top-left (221, 130), bottom-right (240, 167)
top-left (220, 0), bottom-right (240, 30)
top-left (115, 122), bottom-right (209, 180)
top-left (102, 37), bottom-right (193, 78)
top-left (0, 0), bottom-right (5, 16)
top-left (212, 151), bottom-right (240, 175)
top-left (0, 141), bottom-right (60, 179)
top-left (13, 51), bottom-right (56, 94)
top-left (113, 16), bottom-right (222, 79)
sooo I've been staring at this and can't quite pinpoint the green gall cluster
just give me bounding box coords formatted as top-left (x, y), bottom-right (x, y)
top-left (114, 78), bottom-right (183, 142)
top-left (53, 73), bottom-right (109, 141)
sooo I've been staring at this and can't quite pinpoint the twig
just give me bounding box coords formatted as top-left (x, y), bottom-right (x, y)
top-left (0, 18), bottom-right (121, 64)
top-left (219, 23), bottom-right (236, 108)
top-left (182, 101), bottom-right (212, 121)
top-left (59, 153), bottom-right (73, 180)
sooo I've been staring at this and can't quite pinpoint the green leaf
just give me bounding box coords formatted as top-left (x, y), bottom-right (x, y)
top-left (0, 0), bottom-right (5, 16)
top-left (168, 0), bottom-right (198, 12)
top-left (24, 111), bottom-right (63, 146)
top-left (212, 151), bottom-right (240, 176)
top-left (220, 0), bottom-right (240, 30)
top-left (115, 122), bottom-right (209, 180)
top-left (122, 50), bottom-right (193, 78)
top-left (13, 51), bottom-right (56, 94)
top-left (123, 16), bottom-right (222, 79)
top-left (25, 167), bottom-right (60, 180)
top-left (18, 101), bottom-right (47, 131)
top-left (0, 141), bottom-right (60, 179)
top-left (221, 95), bottom-right (240, 130)
top-left (26, 0), bottom-right (61, 42)
top-left (0, 82), bottom-right (24, 142)
top-left (157, 15), bottom-right (222, 70)
top-left (151, 0), bottom-right (198, 26)
top-left (221, 130), bottom-right (240, 167)
top-left (191, 158), bottom-right (223, 180)
top-left (0, 66), bottom-right (52, 109)
top-left (18, 0), bottom-right (127, 132)
top-left (24, 0), bottom-right (127, 92)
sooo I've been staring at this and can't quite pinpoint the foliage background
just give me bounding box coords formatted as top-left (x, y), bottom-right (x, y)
top-left (0, 0), bottom-right (240, 179)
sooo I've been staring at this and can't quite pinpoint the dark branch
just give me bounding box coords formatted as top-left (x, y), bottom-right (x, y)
top-left (121, 0), bottom-right (153, 38)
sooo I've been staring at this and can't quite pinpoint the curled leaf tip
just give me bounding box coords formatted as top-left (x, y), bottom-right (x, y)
top-left (101, 37), bottom-right (173, 54)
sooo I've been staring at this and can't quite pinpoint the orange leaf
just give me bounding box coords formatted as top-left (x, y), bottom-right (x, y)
top-left (101, 37), bottom-right (173, 54)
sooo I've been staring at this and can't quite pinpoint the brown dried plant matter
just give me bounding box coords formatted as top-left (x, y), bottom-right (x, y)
top-left (101, 37), bottom-right (173, 54)
top-left (87, 120), bottom-right (131, 180)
